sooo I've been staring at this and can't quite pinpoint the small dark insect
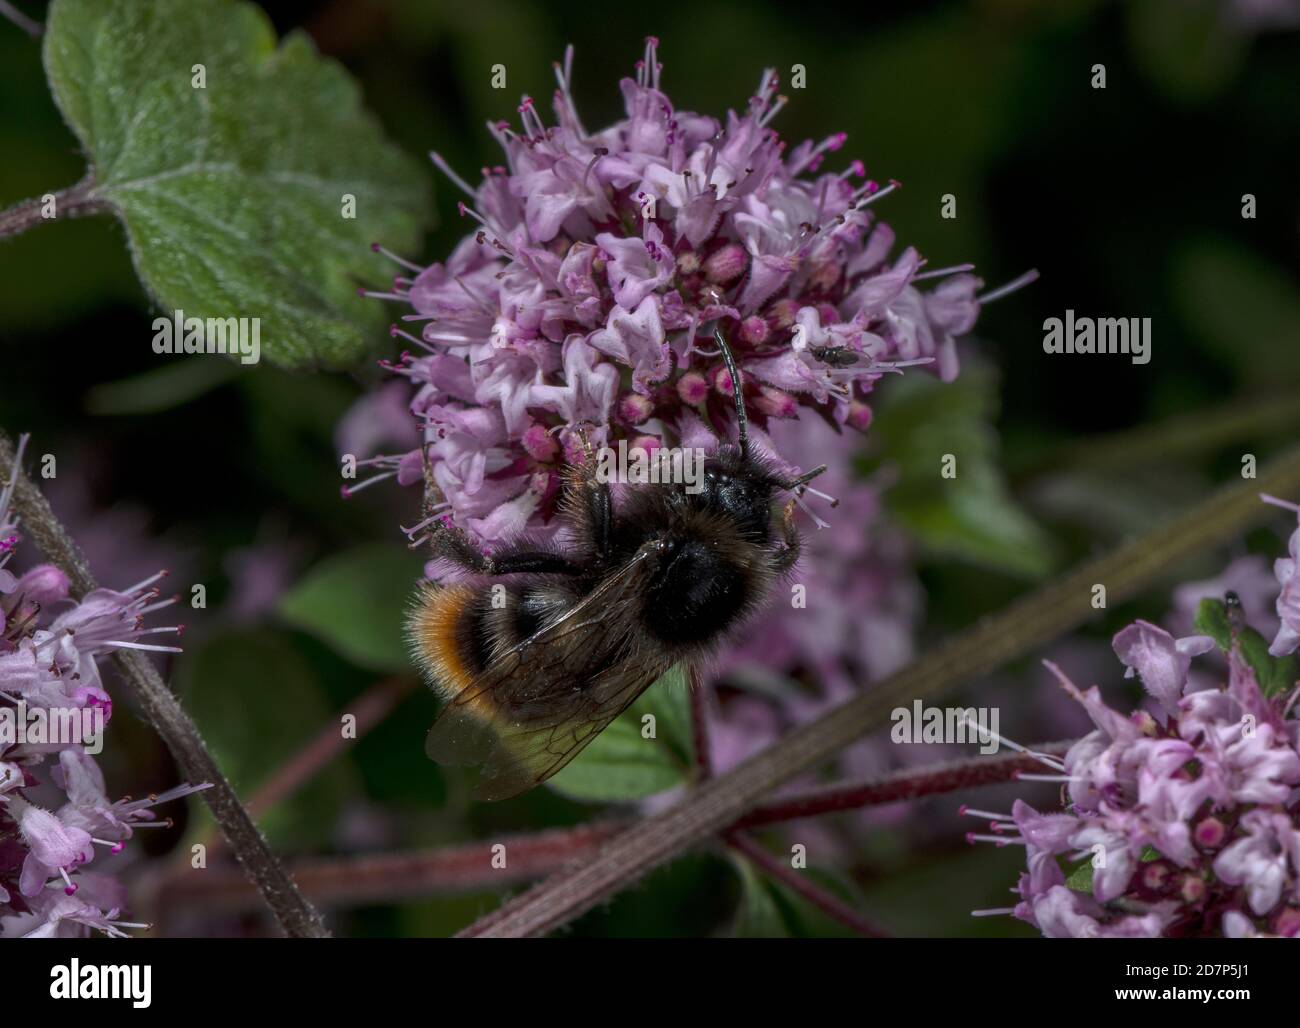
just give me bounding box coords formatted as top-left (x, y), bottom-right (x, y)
top-left (1225, 589), bottom-right (1246, 634)
top-left (406, 328), bottom-right (827, 800)
top-left (809, 345), bottom-right (863, 368)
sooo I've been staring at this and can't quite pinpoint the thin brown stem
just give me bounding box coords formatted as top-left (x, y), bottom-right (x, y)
top-left (145, 739), bottom-right (1076, 913)
top-left (726, 831), bottom-right (889, 938)
top-left (158, 822), bottom-right (625, 916)
top-left (1012, 391), bottom-right (1300, 484)
top-left (689, 664), bottom-right (713, 780)
top-left (0, 430), bottom-right (329, 938)
top-left (0, 0), bottom-right (42, 38)
top-left (732, 741), bottom-right (1074, 830)
top-left (458, 442), bottom-right (1300, 937)
top-left (0, 175), bottom-right (105, 240)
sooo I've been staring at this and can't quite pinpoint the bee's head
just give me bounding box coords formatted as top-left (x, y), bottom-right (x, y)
top-left (704, 325), bottom-right (834, 529)
top-left (691, 447), bottom-right (778, 540)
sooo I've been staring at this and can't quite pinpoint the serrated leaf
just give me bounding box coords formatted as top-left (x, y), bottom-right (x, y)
top-left (1193, 597), bottom-right (1299, 698)
top-left (547, 666), bottom-right (693, 802)
top-left (42, 0), bottom-right (429, 369)
top-left (868, 363), bottom-right (1055, 577)
top-left (278, 542), bottom-right (426, 672)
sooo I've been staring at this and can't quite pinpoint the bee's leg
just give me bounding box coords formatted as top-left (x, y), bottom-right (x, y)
top-left (773, 498), bottom-right (801, 573)
top-left (428, 525), bottom-right (585, 576)
top-left (570, 425), bottom-right (612, 559)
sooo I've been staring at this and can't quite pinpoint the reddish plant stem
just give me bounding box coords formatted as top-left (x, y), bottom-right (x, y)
top-left (164, 742), bottom-right (1073, 913)
top-left (0, 176), bottom-right (105, 239)
top-left (732, 741), bottom-right (1073, 830)
top-left (160, 822), bottom-right (625, 914)
top-left (689, 665), bottom-right (713, 780)
top-left (0, 1), bottom-right (42, 38)
top-left (726, 831), bottom-right (889, 938)
top-left (249, 676), bottom-right (414, 818)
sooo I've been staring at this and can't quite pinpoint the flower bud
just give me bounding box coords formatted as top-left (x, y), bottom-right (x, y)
top-left (738, 315), bottom-right (770, 346)
top-left (1194, 816), bottom-right (1227, 849)
top-left (521, 422), bottom-right (559, 462)
top-left (629, 434), bottom-right (662, 458)
top-left (703, 243), bottom-right (747, 285)
top-left (617, 392), bottom-right (655, 425)
top-left (676, 371), bottom-right (710, 406)
top-left (711, 363), bottom-right (741, 397)
top-left (766, 297), bottom-right (801, 332)
top-left (846, 400), bottom-right (874, 433)
top-left (754, 385), bottom-right (797, 419)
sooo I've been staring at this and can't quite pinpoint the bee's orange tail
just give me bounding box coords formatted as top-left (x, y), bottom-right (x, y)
top-left (406, 583), bottom-right (479, 700)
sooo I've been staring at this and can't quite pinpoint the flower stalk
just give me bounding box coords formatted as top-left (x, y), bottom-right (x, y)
top-left (0, 176), bottom-right (104, 241)
top-left (0, 428), bottom-right (329, 939)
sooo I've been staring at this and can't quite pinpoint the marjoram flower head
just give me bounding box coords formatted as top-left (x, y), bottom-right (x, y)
top-left (965, 497), bottom-right (1300, 938)
top-left (350, 39), bottom-right (1035, 550)
top-left (1, 435), bottom-right (209, 938)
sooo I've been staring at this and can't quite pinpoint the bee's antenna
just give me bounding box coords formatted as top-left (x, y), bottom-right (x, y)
top-left (712, 326), bottom-right (749, 458)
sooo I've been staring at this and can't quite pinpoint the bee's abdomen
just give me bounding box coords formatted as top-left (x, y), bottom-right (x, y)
top-left (408, 582), bottom-right (574, 697)
top-left (407, 584), bottom-right (495, 699)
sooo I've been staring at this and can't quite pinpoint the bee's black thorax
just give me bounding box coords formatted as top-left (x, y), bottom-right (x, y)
top-left (606, 447), bottom-right (781, 651)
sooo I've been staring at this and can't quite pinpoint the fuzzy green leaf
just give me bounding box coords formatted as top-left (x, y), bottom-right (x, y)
top-left (1193, 597), bottom-right (1299, 698)
top-left (868, 363), bottom-right (1055, 577)
top-left (42, 0), bottom-right (429, 369)
top-left (547, 666), bottom-right (693, 802)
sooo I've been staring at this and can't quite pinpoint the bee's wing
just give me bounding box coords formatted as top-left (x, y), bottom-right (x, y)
top-left (425, 545), bottom-right (671, 801)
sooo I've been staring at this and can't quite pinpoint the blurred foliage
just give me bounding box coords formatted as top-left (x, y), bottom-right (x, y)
top-left (866, 361), bottom-right (1057, 578)
top-left (278, 541), bottom-right (425, 671)
top-left (1, 0), bottom-right (1297, 937)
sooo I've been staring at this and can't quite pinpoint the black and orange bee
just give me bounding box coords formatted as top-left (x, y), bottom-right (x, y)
top-left (407, 330), bottom-right (828, 800)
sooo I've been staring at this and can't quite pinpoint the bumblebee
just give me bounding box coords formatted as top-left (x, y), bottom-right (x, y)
top-left (407, 330), bottom-right (827, 800)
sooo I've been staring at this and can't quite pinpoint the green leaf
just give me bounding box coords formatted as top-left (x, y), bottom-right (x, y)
top-left (85, 356), bottom-right (239, 414)
top-left (1193, 597), bottom-right (1299, 698)
top-left (1066, 846), bottom-right (1161, 896)
top-left (732, 856), bottom-right (793, 938)
top-left (176, 628), bottom-right (355, 847)
top-left (42, 0), bottom-right (430, 369)
top-left (730, 855), bottom-right (865, 938)
top-left (868, 363), bottom-right (1055, 577)
top-left (1193, 597), bottom-right (1233, 650)
top-left (1127, 0), bottom-right (1245, 103)
top-left (278, 542), bottom-right (426, 672)
top-left (547, 666), bottom-right (693, 802)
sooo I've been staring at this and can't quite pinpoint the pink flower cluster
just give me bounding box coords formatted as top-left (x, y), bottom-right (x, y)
top-left (966, 503), bottom-right (1300, 937)
top-left (353, 39), bottom-right (1027, 548)
top-left (0, 437), bottom-right (206, 938)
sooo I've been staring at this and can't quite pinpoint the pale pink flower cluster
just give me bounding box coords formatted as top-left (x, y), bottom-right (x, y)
top-left (351, 40), bottom-right (1029, 549)
top-left (966, 504), bottom-right (1300, 937)
top-left (1, 437), bottom-right (206, 938)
